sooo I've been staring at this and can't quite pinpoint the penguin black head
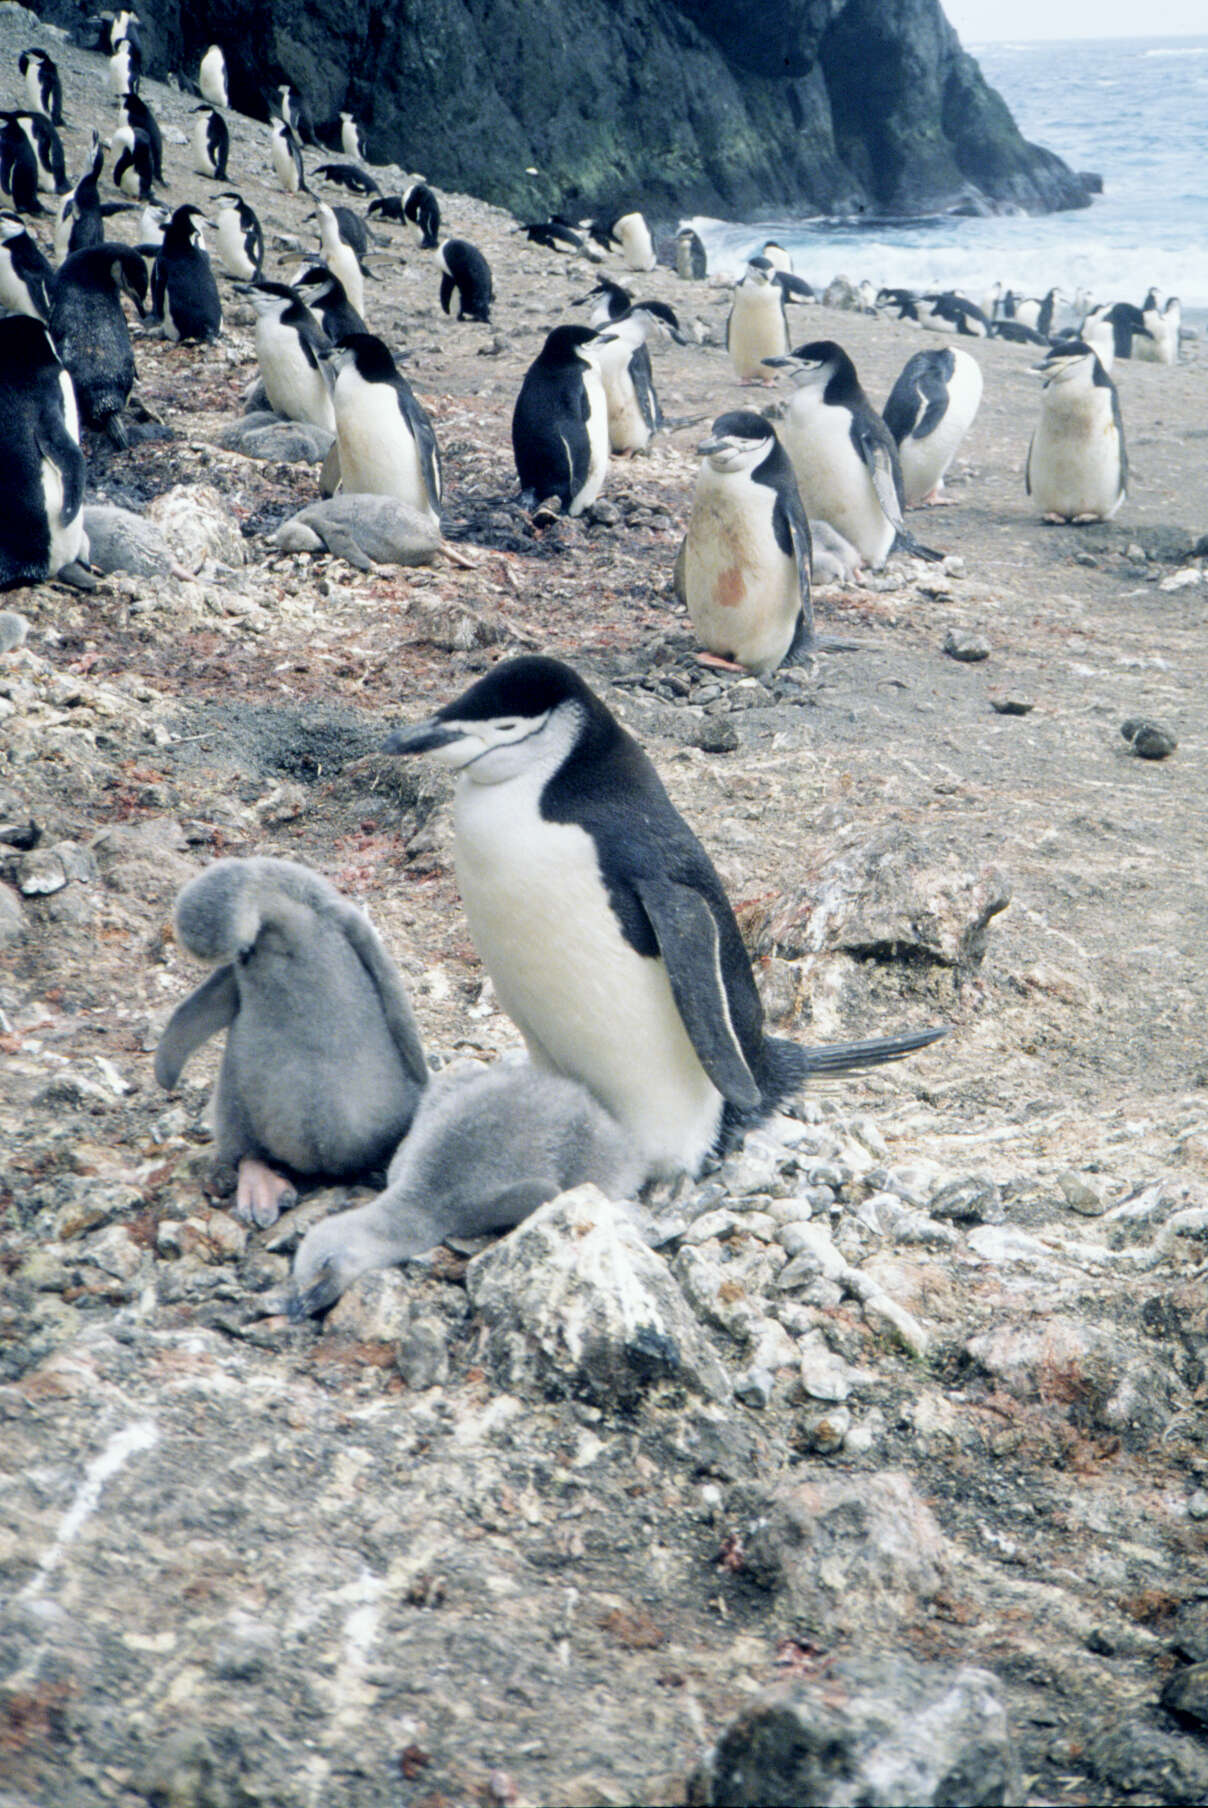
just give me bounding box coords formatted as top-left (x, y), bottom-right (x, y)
top-left (631, 299), bottom-right (684, 341)
top-left (744, 256), bottom-right (775, 284)
top-left (0, 313), bottom-right (59, 372)
top-left (696, 410), bottom-right (777, 472)
top-left (383, 656), bottom-right (607, 776)
top-left (535, 324), bottom-right (599, 367)
top-left (327, 331), bottom-right (397, 381)
top-left (765, 339), bottom-right (858, 393)
top-left (163, 203), bottom-right (208, 251)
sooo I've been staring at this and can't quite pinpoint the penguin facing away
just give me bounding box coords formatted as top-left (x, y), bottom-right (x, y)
top-left (383, 657), bottom-right (946, 1180)
top-left (511, 324), bottom-right (608, 516)
top-left (339, 112), bottom-right (363, 161)
top-left (120, 92), bottom-right (164, 187)
top-left (675, 410), bottom-right (816, 678)
top-left (291, 1059), bottom-right (646, 1313)
top-left (13, 111), bottom-right (68, 196)
top-left (764, 339), bottom-right (942, 568)
top-left (437, 237), bottom-right (493, 322)
top-left (0, 314), bottom-right (88, 590)
top-left (0, 117), bottom-right (45, 216)
top-left (610, 211), bottom-right (656, 271)
top-left (152, 204), bottom-right (221, 343)
top-left (191, 106), bottom-right (229, 181)
top-left (49, 243), bottom-right (147, 444)
top-left (111, 124), bottom-right (155, 201)
top-left (401, 181), bottom-right (441, 249)
top-left (155, 857), bottom-right (428, 1228)
top-left (329, 332), bottom-right (443, 525)
top-left (198, 45), bottom-right (228, 110)
top-left (213, 192), bottom-right (263, 281)
top-left (726, 256), bottom-right (788, 382)
top-left (1026, 340), bottom-right (1127, 523)
top-left (882, 345), bottom-right (983, 507)
top-left (248, 280), bottom-right (334, 430)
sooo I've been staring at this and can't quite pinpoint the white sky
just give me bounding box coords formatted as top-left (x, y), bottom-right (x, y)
top-left (944, 0), bottom-right (1206, 39)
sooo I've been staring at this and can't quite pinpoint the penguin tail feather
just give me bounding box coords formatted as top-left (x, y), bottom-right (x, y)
top-left (800, 1026), bottom-right (948, 1073)
top-left (894, 528), bottom-right (944, 562)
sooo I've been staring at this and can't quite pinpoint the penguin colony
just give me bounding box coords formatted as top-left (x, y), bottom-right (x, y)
top-left (1, 16), bottom-right (1195, 1307)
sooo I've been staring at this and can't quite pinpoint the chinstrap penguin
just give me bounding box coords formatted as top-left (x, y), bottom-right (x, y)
top-left (0, 315), bottom-right (89, 590)
top-left (270, 116), bottom-right (307, 194)
top-left (675, 226), bottom-right (707, 281)
top-left (213, 192), bottom-right (263, 281)
top-left (609, 211), bottom-right (656, 272)
top-left (191, 106), bottom-right (229, 181)
top-left (312, 199), bottom-right (366, 319)
top-left (511, 324), bottom-right (608, 517)
top-left (882, 346), bottom-right (983, 507)
top-left (727, 256), bottom-right (789, 382)
top-left (119, 93), bottom-right (164, 188)
top-left (292, 264), bottom-right (365, 342)
top-left (367, 182), bottom-right (441, 249)
top-left (328, 332), bottom-right (443, 526)
top-left (49, 243), bottom-right (147, 443)
top-left (111, 122), bottom-right (155, 201)
top-left (0, 213), bottom-right (54, 320)
top-left (383, 656), bottom-right (946, 1179)
top-left (313, 162), bottom-right (380, 196)
top-left (248, 280), bottom-right (334, 430)
top-left (1026, 340), bottom-right (1127, 523)
top-left (152, 204), bottom-right (221, 343)
top-left (198, 44), bottom-right (228, 110)
top-left (590, 311), bottom-right (663, 455)
top-left (155, 856), bottom-right (429, 1227)
top-left (19, 49), bottom-right (63, 124)
top-left (437, 238), bottom-right (493, 322)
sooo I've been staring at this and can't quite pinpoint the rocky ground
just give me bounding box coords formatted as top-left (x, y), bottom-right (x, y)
top-left (3, 14), bottom-right (1208, 1808)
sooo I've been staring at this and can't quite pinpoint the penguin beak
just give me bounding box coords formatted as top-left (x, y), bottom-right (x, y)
top-left (382, 719), bottom-right (467, 757)
top-left (696, 434), bottom-right (730, 456)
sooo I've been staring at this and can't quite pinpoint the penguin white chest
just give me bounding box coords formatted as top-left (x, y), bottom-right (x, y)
top-left (780, 392), bottom-right (894, 566)
top-left (728, 286), bottom-right (788, 381)
top-left (683, 468), bottom-right (799, 675)
top-left (567, 362), bottom-right (609, 515)
top-left (216, 212), bottom-right (255, 280)
top-left (257, 315), bottom-right (335, 431)
top-left (898, 352), bottom-right (983, 506)
top-left (594, 339), bottom-right (650, 454)
top-left (1029, 386), bottom-right (1123, 520)
top-left (43, 371), bottom-right (84, 575)
top-left (452, 773), bottom-right (725, 1177)
top-left (335, 372), bottom-right (432, 518)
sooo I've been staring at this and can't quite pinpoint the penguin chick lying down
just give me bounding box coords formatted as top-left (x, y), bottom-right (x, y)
top-left (154, 857), bottom-right (428, 1227)
top-left (290, 1059), bottom-right (647, 1314)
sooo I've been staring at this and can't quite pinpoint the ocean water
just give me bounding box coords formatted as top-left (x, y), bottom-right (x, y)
top-left (690, 36), bottom-right (1208, 328)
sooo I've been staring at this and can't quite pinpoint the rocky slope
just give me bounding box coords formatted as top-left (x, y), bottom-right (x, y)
top-left (40, 0), bottom-right (1092, 217)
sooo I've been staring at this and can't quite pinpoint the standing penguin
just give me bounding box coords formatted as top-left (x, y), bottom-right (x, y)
top-left (339, 112), bottom-right (364, 161)
top-left (198, 45), bottom-right (228, 110)
top-left (270, 117), bottom-right (307, 194)
top-left (312, 199), bottom-right (366, 319)
top-left (0, 315), bottom-right (88, 590)
top-left (764, 340), bottom-right (941, 568)
top-left (108, 37), bottom-right (141, 97)
top-left (12, 112), bottom-right (68, 196)
top-left (610, 211), bottom-right (656, 272)
top-left (19, 49), bottom-right (63, 124)
top-left (591, 312), bottom-right (662, 455)
top-left (191, 106), bottom-right (230, 181)
top-left (111, 123), bottom-right (156, 200)
top-left (1026, 341), bottom-right (1126, 523)
top-left (675, 226), bottom-right (707, 281)
top-left (675, 411), bottom-right (817, 678)
top-left (49, 244), bottom-right (147, 443)
top-left (248, 281), bottom-right (333, 430)
top-left (292, 265), bottom-right (365, 342)
top-left (213, 192), bottom-right (263, 281)
top-left (120, 93), bottom-right (164, 188)
top-left (882, 345), bottom-right (983, 507)
top-left (152, 205), bottom-right (221, 343)
top-left (0, 117), bottom-right (45, 216)
top-left (329, 333), bottom-right (442, 526)
top-left (437, 238), bottom-right (492, 322)
top-left (383, 657), bottom-right (945, 1179)
top-left (56, 131), bottom-right (125, 258)
top-left (726, 256), bottom-right (788, 382)
top-left (0, 213), bottom-right (54, 319)
top-left (511, 324), bottom-right (608, 516)
top-left (368, 181), bottom-right (440, 249)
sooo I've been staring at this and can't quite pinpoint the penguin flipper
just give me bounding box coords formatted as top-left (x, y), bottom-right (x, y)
top-left (396, 385), bottom-right (442, 510)
top-left (1024, 433), bottom-right (1033, 496)
top-left (632, 877), bottom-right (762, 1110)
top-left (438, 272), bottom-right (455, 316)
top-left (332, 901), bottom-right (429, 1087)
top-left (155, 964), bottom-right (239, 1088)
top-left (37, 408), bottom-right (85, 526)
top-left (853, 417), bottom-right (905, 530)
top-left (910, 365), bottom-right (950, 441)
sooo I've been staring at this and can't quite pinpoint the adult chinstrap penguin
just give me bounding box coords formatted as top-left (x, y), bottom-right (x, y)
top-left (590, 311), bottom-right (664, 455)
top-left (292, 264), bottom-right (365, 342)
top-left (0, 315), bottom-right (89, 590)
top-left (726, 256), bottom-right (788, 383)
top-left (155, 857), bottom-right (428, 1227)
top-left (291, 1059), bottom-right (646, 1313)
top-left (0, 213), bottom-right (54, 320)
top-left (1026, 339), bottom-right (1127, 523)
top-left (437, 238), bottom-right (493, 322)
top-left (609, 211), bottom-right (656, 272)
top-left (191, 106), bottom-right (229, 181)
top-left (111, 123), bottom-right (156, 201)
top-left (511, 324), bottom-right (608, 517)
top-left (518, 219), bottom-right (585, 253)
top-left (313, 162), bottom-right (380, 196)
top-left (152, 204), bottom-right (221, 343)
top-left (270, 116), bottom-right (307, 194)
top-left (883, 346), bottom-right (983, 507)
top-left (0, 116), bottom-right (45, 216)
top-left (213, 192), bottom-right (263, 281)
top-left (248, 280), bottom-right (334, 430)
top-left (675, 226), bottom-right (707, 281)
top-left (367, 182), bottom-right (440, 249)
top-left (328, 332), bottom-right (443, 525)
top-left (198, 44), bottom-right (228, 110)
top-left (119, 93), bottom-right (164, 188)
top-left (11, 111), bottom-right (68, 196)
top-left (764, 339), bottom-right (942, 567)
top-left (311, 199), bottom-right (367, 319)
top-left (19, 49), bottom-right (63, 124)
top-left (49, 243), bottom-right (147, 443)
top-left (383, 657), bottom-right (945, 1180)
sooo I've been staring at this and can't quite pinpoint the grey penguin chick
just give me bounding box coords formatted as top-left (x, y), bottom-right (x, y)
top-left (290, 1059), bottom-right (647, 1313)
top-left (882, 345), bottom-right (983, 507)
top-left (383, 657), bottom-right (946, 1180)
top-left (271, 494), bottom-right (440, 570)
top-left (1026, 340), bottom-right (1127, 523)
top-left (155, 856), bottom-right (429, 1226)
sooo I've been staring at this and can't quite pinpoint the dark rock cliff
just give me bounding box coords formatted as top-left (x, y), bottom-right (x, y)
top-left (43, 0), bottom-right (1091, 219)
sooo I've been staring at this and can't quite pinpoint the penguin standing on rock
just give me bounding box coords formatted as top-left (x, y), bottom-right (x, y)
top-left (329, 333), bottom-right (443, 526)
top-left (383, 657), bottom-right (946, 1180)
top-left (764, 340), bottom-right (942, 568)
top-left (248, 282), bottom-right (333, 430)
top-left (19, 50), bottom-right (63, 124)
top-left (191, 106), bottom-right (229, 181)
top-left (152, 204), bottom-right (221, 343)
top-left (49, 244), bottom-right (147, 443)
top-left (198, 45), bottom-right (228, 110)
top-left (512, 324), bottom-right (608, 516)
top-left (1026, 340), bottom-right (1126, 523)
top-left (437, 238), bottom-right (492, 322)
top-left (0, 315), bottom-right (89, 590)
top-left (883, 345), bottom-right (983, 507)
top-left (214, 192), bottom-right (263, 281)
top-left (726, 257), bottom-right (788, 382)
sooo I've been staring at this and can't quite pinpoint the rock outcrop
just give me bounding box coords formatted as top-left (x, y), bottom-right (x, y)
top-left (42, 0), bottom-right (1091, 218)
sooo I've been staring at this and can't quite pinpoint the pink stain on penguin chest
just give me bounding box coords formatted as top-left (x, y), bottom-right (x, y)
top-left (716, 566), bottom-right (746, 609)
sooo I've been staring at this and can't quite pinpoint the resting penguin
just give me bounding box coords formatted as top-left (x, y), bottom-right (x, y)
top-left (1025, 340), bottom-right (1127, 524)
top-left (198, 44), bottom-right (228, 110)
top-left (591, 312), bottom-right (662, 455)
top-left (154, 856), bottom-right (429, 1228)
top-left (518, 219), bottom-right (584, 254)
top-left (191, 106), bottom-right (229, 181)
top-left (763, 340), bottom-right (942, 568)
top-left (511, 324), bottom-right (608, 517)
top-left (0, 214), bottom-right (54, 320)
top-left (152, 204), bottom-right (221, 343)
top-left (0, 316), bottom-right (89, 591)
top-left (383, 657), bottom-right (946, 1180)
top-left (920, 291), bottom-right (989, 337)
top-left (437, 238), bottom-right (493, 322)
top-left (726, 256), bottom-right (789, 383)
top-left (20, 49), bottom-right (63, 125)
top-left (213, 192), bottom-right (263, 281)
top-left (882, 345), bottom-right (983, 507)
top-left (610, 211), bottom-right (656, 272)
top-left (271, 494), bottom-right (440, 571)
top-left (313, 162), bottom-right (380, 197)
top-left (291, 1059), bottom-right (647, 1313)
top-left (674, 411), bottom-right (818, 678)
top-left (270, 116), bottom-right (307, 195)
top-left (329, 332), bottom-right (443, 525)
top-left (675, 226), bottom-right (707, 281)
top-left (49, 244), bottom-right (147, 444)
top-left (292, 264), bottom-right (365, 343)
top-left (247, 281), bottom-right (334, 430)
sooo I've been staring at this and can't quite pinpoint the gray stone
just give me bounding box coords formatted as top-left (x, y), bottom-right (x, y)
top-left (1058, 1169), bottom-right (1107, 1216)
top-left (0, 881), bottom-right (25, 947)
top-left (324, 1268), bottom-right (414, 1342)
top-left (929, 1175), bottom-right (1004, 1224)
top-left (697, 1654), bottom-right (1018, 1806)
top-left (943, 627), bottom-right (991, 662)
top-left (272, 495), bottom-right (441, 570)
top-left (397, 1314), bottom-right (451, 1389)
top-left (465, 1185), bottom-right (731, 1405)
top-left (83, 505), bottom-right (177, 577)
top-left (1084, 1715), bottom-right (1208, 1805)
top-left (1122, 717), bottom-right (1178, 760)
top-left (1161, 1662), bottom-right (1208, 1731)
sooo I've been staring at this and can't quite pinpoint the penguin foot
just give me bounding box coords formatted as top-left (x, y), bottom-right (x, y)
top-left (234, 1158), bottom-right (298, 1229)
top-left (919, 489), bottom-right (956, 506)
top-left (696, 651), bottom-right (746, 672)
top-left (55, 561), bottom-right (100, 592)
top-left (1041, 512), bottom-right (1069, 525)
top-left (104, 413), bottom-right (130, 449)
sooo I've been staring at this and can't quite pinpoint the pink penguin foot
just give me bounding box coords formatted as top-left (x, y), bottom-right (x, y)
top-left (696, 651), bottom-right (747, 672)
top-left (234, 1157), bottom-right (298, 1229)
